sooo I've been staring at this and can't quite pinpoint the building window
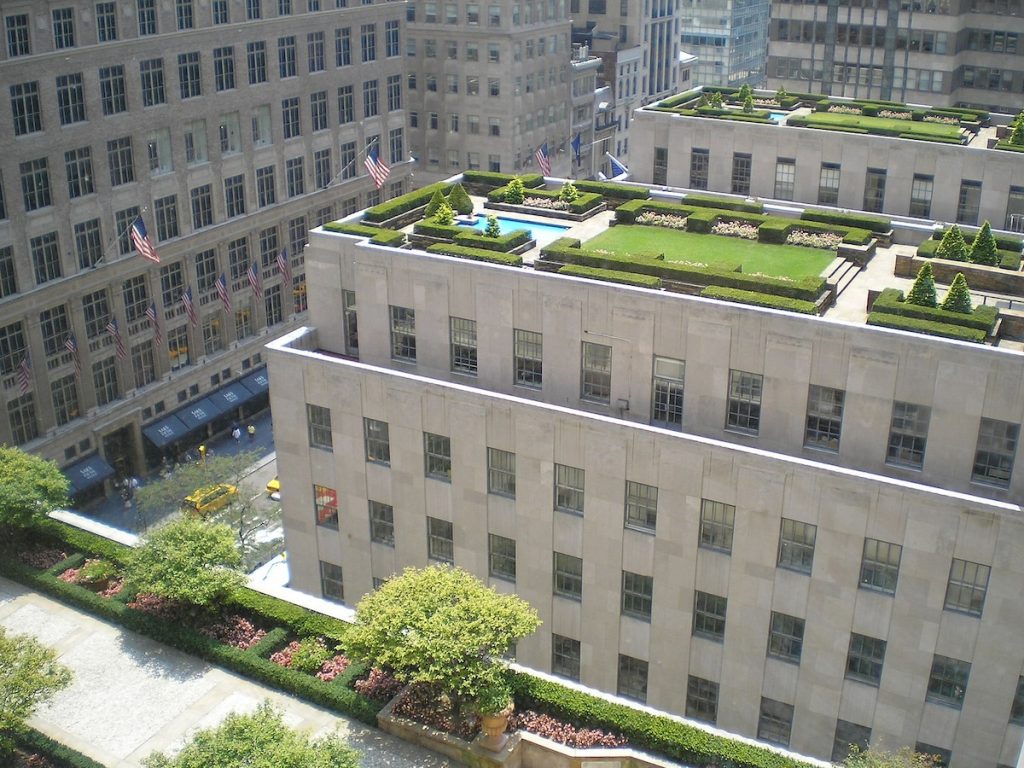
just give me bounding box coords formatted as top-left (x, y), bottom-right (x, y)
top-left (863, 168), bottom-right (886, 213)
top-left (314, 484), bottom-right (338, 528)
top-left (726, 369), bottom-right (762, 435)
top-left (154, 196), bottom-right (178, 241)
top-left (51, 375), bottom-right (79, 426)
top-left (927, 655), bottom-right (970, 709)
top-left (342, 289), bottom-right (358, 355)
top-left (447, 317), bottom-right (478, 374)
top-left (488, 533), bottom-right (516, 580)
top-left (487, 448), bottom-right (515, 497)
top-left (510, 329), bottom-right (543, 388)
top-left (757, 698), bottom-right (793, 747)
top-left (175, 0), bottom-right (194, 30)
top-left (859, 538), bottom-right (902, 594)
top-left (202, 314), bottom-right (221, 355)
top-left (693, 591), bottom-right (727, 641)
top-left (0, 322), bottom-right (27, 375)
top-left (285, 157), bottom-right (304, 196)
top-left (319, 560), bottom-right (343, 603)
top-left (8, 393), bottom-right (38, 445)
top-left (107, 138), bottom-right (135, 186)
top-left (360, 23), bottom-right (376, 61)
top-left (832, 721), bottom-right (871, 764)
top-left (307, 404), bottom-right (332, 450)
top-left (424, 432), bottom-right (451, 481)
top-left (699, 499), bottom-right (735, 553)
top-left (99, 66), bottom-right (126, 115)
top-left (92, 357), bottom-right (119, 407)
top-left (652, 147), bottom-right (668, 186)
top-left (56, 74), bottom-right (86, 125)
top-left (224, 175), bottom-right (245, 218)
top-left (972, 417), bottom-right (1018, 487)
top-left (52, 8), bottom-right (76, 48)
top-left (774, 158), bottom-right (796, 200)
top-left (624, 481), bottom-right (657, 531)
top-left (616, 655), bottom-right (648, 704)
top-left (213, 0), bottom-right (229, 23)
top-left (278, 36), bottom-right (297, 77)
top-left (554, 464), bottom-right (584, 515)
top-left (138, 0), bottom-right (157, 34)
top-left (731, 153), bottom-right (752, 196)
top-left (256, 167), bottom-right (276, 208)
top-left (307, 30), bottom-right (325, 71)
top-left (818, 163), bottom-right (840, 206)
top-left (282, 97), bottom-right (301, 139)
top-left (6, 14), bottom-right (30, 56)
top-left (767, 612), bottom-right (804, 663)
top-left (336, 27), bottom-right (352, 66)
top-left (30, 234), bottom-right (61, 285)
top-left (580, 342), bottom-right (611, 402)
top-left (846, 633), bottom-right (886, 685)
top-left (956, 180), bottom-right (982, 225)
top-left (804, 385), bottom-right (844, 451)
top-left (65, 148), bottom-right (94, 199)
top-left (553, 552), bottom-right (582, 599)
top-left (10, 82), bottom-right (41, 136)
top-left (686, 676), bottom-right (718, 724)
top-left (189, 186), bottom-right (214, 230)
top-left (887, 402), bottom-right (929, 468)
top-left (178, 52), bottom-right (201, 99)
top-left (0, 248), bottom-right (14, 298)
top-left (427, 517), bottom-right (454, 563)
top-left (140, 59), bottom-right (166, 107)
top-left (247, 0), bottom-right (262, 18)
top-left (651, 356), bottom-right (684, 429)
top-left (621, 571), bottom-right (653, 620)
top-left (247, 41), bottom-right (268, 84)
top-left (369, 500), bottom-right (394, 545)
top-left (147, 128), bottom-right (172, 175)
top-left (910, 174), bottom-right (934, 218)
top-left (777, 518), bottom-right (816, 573)
top-left (389, 306), bottom-right (416, 361)
top-left (121, 274), bottom-right (148, 320)
top-left (310, 91), bottom-right (328, 132)
top-left (363, 417), bottom-right (390, 464)
top-left (689, 148), bottom-right (709, 190)
top-left (944, 558), bottom-right (990, 616)
top-left (362, 79), bottom-right (379, 117)
top-left (552, 635), bottom-right (580, 681)
top-left (214, 47), bottom-right (235, 91)
top-left (185, 119), bottom-right (209, 164)
top-left (131, 340), bottom-right (156, 388)
top-left (20, 159), bottom-right (52, 211)
top-left (1010, 676), bottom-right (1024, 725)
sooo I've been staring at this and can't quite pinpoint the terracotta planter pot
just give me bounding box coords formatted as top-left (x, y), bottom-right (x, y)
top-left (478, 703), bottom-right (513, 752)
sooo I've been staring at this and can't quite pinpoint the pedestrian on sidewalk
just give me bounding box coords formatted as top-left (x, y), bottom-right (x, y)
top-left (232, 425), bottom-right (241, 444)
top-left (247, 424), bottom-right (256, 441)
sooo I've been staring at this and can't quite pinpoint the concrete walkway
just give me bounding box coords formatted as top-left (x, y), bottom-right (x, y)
top-left (0, 577), bottom-right (454, 767)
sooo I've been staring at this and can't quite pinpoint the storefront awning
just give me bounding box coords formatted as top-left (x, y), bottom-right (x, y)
top-left (142, 414), bottom-right (191, 448)
top-left (209, 380), bottom-right (257, 411)
top-left (175, 396), bottom-right (227, 431)
top-left (64, 454), bottom-right (116, 495)
top-left (240, 368), bottom-right (269, 396)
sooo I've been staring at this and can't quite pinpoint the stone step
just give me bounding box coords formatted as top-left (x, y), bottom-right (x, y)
top-left (834, 262), bottom-right (861, 298)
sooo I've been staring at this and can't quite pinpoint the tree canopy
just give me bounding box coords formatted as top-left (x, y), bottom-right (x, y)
top-left (135, 450), bottom-right (258, 525)
top-left (0, 628), bottom-right (72, 757)
top-left (842, 746), bottom-right (941, 767)
top-left (0, 446), bottom-right (69, 529)
top-left (143, 701), bottom-right (359, 768)
top-left (125, 517), bottom-right (244, 606)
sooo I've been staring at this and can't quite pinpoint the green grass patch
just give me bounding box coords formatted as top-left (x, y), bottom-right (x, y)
top-left (585, 226), bottom-right (834, 279)
top-left (796, 112), bottom-right (961, 141)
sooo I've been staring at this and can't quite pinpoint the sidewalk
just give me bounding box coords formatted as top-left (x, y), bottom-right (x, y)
top-left (0, 577), bottom-right (454, 768)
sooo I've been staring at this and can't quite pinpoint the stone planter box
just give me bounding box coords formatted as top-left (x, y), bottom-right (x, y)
top-left (366, 204), bottom-right (430, 230)
top-left (895, 253), bottom-right (1024, 296)
top-left (485, 201), bottom-right (606, 222)
top-left (837, 238), bottom-right (877, 266)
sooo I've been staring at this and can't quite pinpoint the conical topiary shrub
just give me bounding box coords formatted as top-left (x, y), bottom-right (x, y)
top-left (447, 183), bottom-right (474, 215)
top-left (969, 220), bottom-right (999, 266)
top-left (935, 225), bottom-right (968, 262)
top-left (505, 177), bottom-right (526, 205)
top-left (737, 83), bottom-right (753, 102)
top-left (940, 272), bottom-right (973, 314)
top-left (424, 189), bottom-right (446, 218)
top-left (484, 214), bottom-right (501, 238)
top-left (433, 199), bottom-right (454, 226)
top-left (742, 94), bottom-right (754, 113)
top-left (906, 262), bottom-right (938, 308)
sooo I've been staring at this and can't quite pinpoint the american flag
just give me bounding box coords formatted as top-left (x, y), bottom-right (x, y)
top-left (17, 354), bottom-right (32, 394)
top-left (146, 302), bottom-right (162, 344)
top-left (216, 273), bottom-right (232, 312)
top-left (181, 287), bottom-right (198, 327)
top-left (65, 334), bottom-right (81, 377)
top-left (364, 145), bottom-right (390, 190)
top-left (247, 261), bottom-right (262, 299)
top-left (130, 217), bottom-right (160, 263)
top-left (277, 248), bottom-right (292, 284)
top-left (106, 318), bottom-right (127, 360)
top-left (534, 142), bottom-right (552, 175)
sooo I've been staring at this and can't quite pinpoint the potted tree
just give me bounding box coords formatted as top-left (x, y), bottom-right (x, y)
top-left (476, 676), bottom-right (515, 750)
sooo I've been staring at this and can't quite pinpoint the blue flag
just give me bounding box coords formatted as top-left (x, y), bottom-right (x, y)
top-left (571, 133), bottom-right (582, 166)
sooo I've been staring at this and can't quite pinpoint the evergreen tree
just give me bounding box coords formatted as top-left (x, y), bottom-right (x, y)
top-left (505, 177), bottom-right (526, 205)
top-left (941, 272), bottom-right (973, 313)
top-left (742, 94), bottom-right (755, 113)
top-left (447, 183), bottom-right (474, 215)
top-left (432, 199), bottom-right (454, 226)
top-left (969, 220), bottom-right (999, 266)
top-left (710, 91), bottom-right (724, 109)
top-left (737, 84), bottom-right (753, 102)
top-left (424, 189), bottom-right (446, 218)
top-left (906, 262), bottom-right (938, 308)
top-left (558, 181), bottom-right (580, 202)
top-left (484, 214), bottom-right (501, 238)
top-left (775, 86), bottom-right (788, 103)
top-left (935, 224), bottom-right (968, 261)
top-left (1010, 111), bottom-right (1024, 146)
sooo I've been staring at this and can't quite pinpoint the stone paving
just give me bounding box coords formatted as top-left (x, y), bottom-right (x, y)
top-left (0, 577), bottom-right (455, 768)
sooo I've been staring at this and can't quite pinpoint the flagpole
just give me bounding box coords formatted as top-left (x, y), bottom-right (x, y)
top-left (93, 208), bottom-right (148, 269)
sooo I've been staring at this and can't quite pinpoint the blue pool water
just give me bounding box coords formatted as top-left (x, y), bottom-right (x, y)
top-left (768, 111), bottom-right (788, 122)
top-left (457, 215), bottom-right (569, 246)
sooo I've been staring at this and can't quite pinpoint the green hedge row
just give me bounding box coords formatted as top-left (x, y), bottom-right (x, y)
top-left (701, 286), bottom-right (819, 314)
top-left (426, 243), bottom-right (524, 266)
top-left (13, 729), bottom-right (107, 768)
top-left (363, 182), bottom-right (453, 223)
top-left (487, 185), bottom-right (603, 213)
top-left (460, 171), bottom-right (544, 189)
top-left (412, 220), bottom-right (463, 239)
top-left (812, 99), bottom-right (986, 123)
top-left (572, 180), bottom-right (650, 200)
top-left (995, 141), bottom-right (1024, 153)
top-left (916, 238), bottom-right (1021, 269)
top-left (867, 312), bottom-right (988, 343)
top-left (683, 194), bottom-right (764, 213)
top-left (929, 227), bottom-right (1023, 253)
top-left (871, 288), bottom-right (998, 332)
top-left (510, 673), bottom-right (815, 768)
top-left (615, 199), bottom-right (695, 223)
top-left (454, 228), bottom-right (531, 252)
top-left (783, 219), bottom-right (873, 246)
top-left (801, 209), bottom-right (891, 233)
top-left (321, 222), bottom-right (406, 246)
top-left (558, 265), bottom-right (663, 288)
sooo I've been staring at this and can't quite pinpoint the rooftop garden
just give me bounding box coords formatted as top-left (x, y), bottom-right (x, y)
top-left (995, 109), bottom-right (1024, 153)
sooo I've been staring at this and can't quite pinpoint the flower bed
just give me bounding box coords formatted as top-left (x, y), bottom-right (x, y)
top-left (17, 546), bottom-right (68, 570)
top-left (198, 614), bottom-right (267, 650)
top-left (878, 109), bottom-right (911, 120)
top-left (270, 637), bottom-right (352, 682)
top-left (636, 210), bottom-right (687, 229)
top-left (712, 220), bottom-right (759, 240)
top-left (827, 105), bottom-right (861, 115)
top-left (354, 667), bottom-right (405, 701)
top-left (511, 710), bottom-right (628, 748)
top-left (58, 562), bottom-right (125, 598)
top-left (391, 683), bottom-right (479, 740)
top-left (785, 230), bottom-right (843, 250)
top-left (524, 196), bottom-right (570, 211)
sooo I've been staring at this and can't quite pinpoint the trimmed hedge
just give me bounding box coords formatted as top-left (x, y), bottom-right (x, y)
top-left (412, 220), bottom-right (463, 239)
top-left (867, 312), bottom-right (988, 343)
top-left (426, 243), bottom-right (524, 266)
top-left (995, 141), bottom-right (1024, 153)
top-left (701, 286), bottom-right (819, 314)
top-left (801, 209), bottom-right (891, 233)
top-left (683, 194), bottom-right (764, 213)
top-left (454, 228), bottom-right (531, 252)
top-left (615, 199), bottom-right (695, 224)
top-left (321, 222), bottom-right (405, 246)
top-left (510, 673), bottom-right (816, 768)
top-left (13, 729), bottom-right (107, 768)
top-left (363, 183), bottom-right (453, 223)
top-left (488, 185), bottom-right (603, 213)
top-left (558, 265), bottom-right (663, 288)
top-left (460, 171), bottom-right (544, 189)
top-left (572, 180), bottom-right (650, 200)
top-left (871, 288), bottom-right (997, 332)
top-left (916, 237), bottom-right (1021, 268)
top-left (929, 227), bottom-right (1023, 253)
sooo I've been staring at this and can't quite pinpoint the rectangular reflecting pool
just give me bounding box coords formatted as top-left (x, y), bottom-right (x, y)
top-left (457, 215), bottom-right (570, 247)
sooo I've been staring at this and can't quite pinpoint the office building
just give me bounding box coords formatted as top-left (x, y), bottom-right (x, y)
top-left (682, 0), bottom-right (770, 86)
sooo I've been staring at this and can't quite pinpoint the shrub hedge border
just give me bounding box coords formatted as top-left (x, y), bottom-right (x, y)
top-left (571, 180), bottom-right (649, 200)
top-left (487, 185), bottom-right (603, 213)
top-left (321, 222), bottom-right (406, 246)
top-left (454, 229), bottom-right (531, 252)
top-left (867, 312), bottom-right (988, 343)
top-left (800, 209), bottom-right (891, 233)
top-left (426, 243), bottom-right (524, 266)
top-left (557, 265), bottom-right (663, 288)
top-left (13, 729), bottom-right (107, 768)
top-left (362, 183), bottom-right (454, 223)
top-left (701, 286), bottom-right (819, 314)
top-left (915, 238), bottom-right (1021, 270)
top-left (929, 226), bottom-right (1023, 253)
top-left (683, 194), bottom-right (764, 213)
top-left (460, 171), bottom-right (545, 189)
top-left (871, 288), bottom-right (997, 332)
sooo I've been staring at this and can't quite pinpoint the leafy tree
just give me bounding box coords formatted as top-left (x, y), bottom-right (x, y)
top-left (969, 220), bottom-right (999, 266)
top-left (742, 94), bottom-right (755, 113)
top-left (1010, 110), bottom-right (1024, 146)
top-left (698, 92), bottom-right (710, 107)
top-left (905, 262), bottom-right (938, 308)
top-left (941, 272), bottom-right (973, 313)
top-left (775, 86), bottom-right (788, 103)
top-left (447, 183), bottom-right (474, 215)
top-left (558, 181), bottom-right (580, 203)
top-left (143, 701), bottom-right (359, 768)
top-left (935, 224), bottom-right (968, 262)
top-left (710, 91), bottom-right (724, 109)
top-left (842, 745), bottom-right (941, 767)
top-left (424, 189), bottom-right (446, 218)
top-left (345, 565), bottom-right (541, 708)
top-left (0, 628), bottom-right (72, 758)
top-left (432, 199), bottom-right (454, 226)
top-left (737, 83), bottom-right (753, 102)
top-left (484, 214), bottom-right (502, 238)
top-left (125, 517), bottom-right (244, 606)
top-left (505, 177), bottom-right (526, 205)
top-left (0, 446), bottom-right (68, 530)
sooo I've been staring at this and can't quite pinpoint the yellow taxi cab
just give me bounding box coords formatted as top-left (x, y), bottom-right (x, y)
top-left (183, 484), bottom-right (238, 516)
top-left (266, 476), bottom-right (280, 495)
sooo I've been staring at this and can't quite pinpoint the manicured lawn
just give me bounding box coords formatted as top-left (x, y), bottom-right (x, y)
top-left (803, 112), bottom-right (961, 141)
top-left (584, 226), bottom-right (835, 279)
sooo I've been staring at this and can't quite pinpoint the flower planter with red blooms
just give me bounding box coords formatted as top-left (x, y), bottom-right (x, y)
top-left (269, 637), bottom-right (351, 682)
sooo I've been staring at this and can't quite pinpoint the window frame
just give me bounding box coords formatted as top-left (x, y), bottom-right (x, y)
top-left (698, 498), bottom-right (735, 553)
top-left (423, 432), bottom-right (451, 481)
top-left (306, 403), bottom-right (333, 450)
top-left (553, 551), bottom-right (582, 600)
top-left (363, 417), bottom-right (391, 465)
top-left (427, 516), bottom-right (454, 563)
top-left (692, 590), bottom-right (727, 641)
top-left (488, 532), bottom-right (516, 581)
top-left (313, 484), bottom-right (339, 529)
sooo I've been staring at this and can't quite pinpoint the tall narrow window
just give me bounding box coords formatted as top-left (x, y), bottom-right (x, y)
top-left (943, 558), bottom-right (990, 616)
top-left (652, 146), bottom-right (668, 186)
top-left (689, 148), bottom-right (709, 189)
top-left (65, 148), bottom-right (94, 198)
top-left (774, 158), bottom-right (795, 200)
top-left (731, 153), bottom-right (752, 196)
top-left (56, 74), bottom-right (86, 125)
top-left (621, 571), bottom-right (653, 620)
top-left (513, 329), bottom-right (542, 388)
top-left (726, 369), bottom-right (762, 435)
top-left (863, 168), bottom-right (886, 213)
top-left (581, 342), bottom-right (611, 402)
top-left (389, 306), bottom-right (416, 361)
top-left (804, 385), bottom-right (844, 451)
top-left (651, 356), bottom-right (684, 429)
top-left (99, 67), bottom-right (126, 115)
top-left (10, 82), bottom-right (41, 136)
top-left (909, 174), bottom-right (934, 218)
top-left (624, 481), bottom-right (657, 531)
top-left (363, 417), bottom-right (390, 464)
top-left (139, 59), bottom-right (166, 107)
top-left (972, 417), bottom-right (1018, 487)
top-left (757, 698), bottom-right (793, 747)
top-left (178, 52), bottom-right (201, 99)
top-left (686, 676), bottom-right (718, 724)
top-left (342, 290), bottom-right (358, 355)
top-left (488, 534), bottom-right (516, 580)
top-left (214, 47), bottom-right (235, 91)
top-left (427, 516), bottom-right (454, 563)
top-left (554, 464), bottom-right (584, 515)
top-left (52, 8), bottom-right (76, 49)
top-left (313, 484), bottom-right (338, 528)
top-left (777, 518), bottom-right (816, 573)
top-left (553, 552), bottom-right (582, 599)
top-left (369, 500), bottom-right (394, 545)
top-left (306, 404), bottom-right (332, 449)
top-left (551, 635), bottom-right (580, 680)
top-left (693, 590), bottom-right (727, 640)
top-left (487, 448), bottom-right (515, 497)
top-left (767, 612), bottom-right (804, 662)
top-left (319, 560), bottom-right (343, 602)
top-left (956, 180), bottom-right (982, 225)
top-left (699, 499), bottom-right (735, 553)
top-left (818, 163), bottom-right (840, 206)
top-left (859, 538), bottom-right (902, 594)
top-left (617, 655), bottom-right (648, 703)
top-left (423, 432), bottom-right (451, 480)
top-left (887, 402), bottom-right (930, 469)
top-left (449, 317), bottom-right (477, 374)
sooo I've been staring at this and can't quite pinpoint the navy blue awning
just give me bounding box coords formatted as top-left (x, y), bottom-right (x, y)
top-left (64, 454), bottom-right (115, 495)
top-left (240, 368), bottom-right (269, 396)
top-left (176, 397), bottom-right (226, 431)
top-left (142, 414), bottom-right (190, 448)
top-left (209, 381), bottom-right (256, 411)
